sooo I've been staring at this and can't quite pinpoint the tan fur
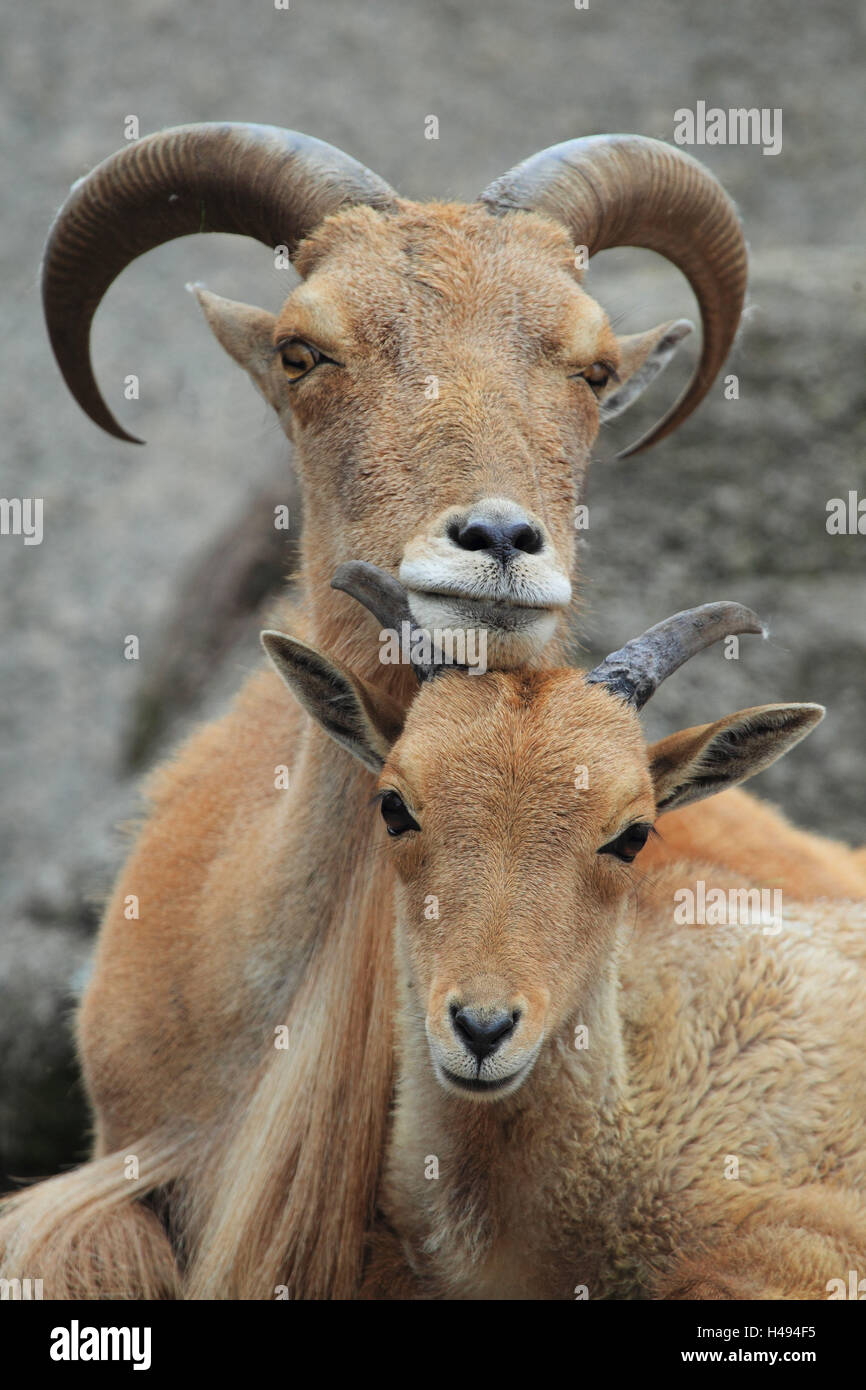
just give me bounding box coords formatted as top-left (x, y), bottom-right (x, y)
top-left (649, 787), bottom-right (866, 897)
top-left (0, 1133), bottom-right (186, 1298)
top-left (1, 198), bottom-right (675, 1300)
top-left (3, 197), bottom-right (863, 1299)
top-left (335, 670), bottom-right (866, 1300)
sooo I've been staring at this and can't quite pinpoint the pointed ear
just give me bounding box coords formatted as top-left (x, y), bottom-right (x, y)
top-left (190, 286), bottom-right (286, 413)
top-left (261, 631), bottom-right (405, 774)
top-left (648, 703), bottom-right (825, 815)
top-left (600, 319), bottom-right (693, 421)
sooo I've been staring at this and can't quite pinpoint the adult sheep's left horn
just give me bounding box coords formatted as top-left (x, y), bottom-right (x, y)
top-left (479, 135), bottom-right (747, 457)
top-left (42, 123), bottom-right (398, 442)
top-left (585, 602), bottom-right (765, 710)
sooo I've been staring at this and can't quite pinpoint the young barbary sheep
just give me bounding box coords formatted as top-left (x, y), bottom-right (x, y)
top-left (263, 566), bottom-right (866, 1300)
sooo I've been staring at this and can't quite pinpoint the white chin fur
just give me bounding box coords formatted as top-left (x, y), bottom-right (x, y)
top-left (399, 544), bottom-right (572, 611)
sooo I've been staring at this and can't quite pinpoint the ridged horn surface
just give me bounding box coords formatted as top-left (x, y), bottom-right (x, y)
top-left (43, 122), bottom-right (397, 441)
top-left (585, 601), bottom-right (765, 709)
top-left (480, 135), bottom-right (747, 456)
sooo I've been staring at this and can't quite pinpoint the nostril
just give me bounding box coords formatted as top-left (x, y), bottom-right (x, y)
top-left (510, 522), bottom-right (543, 555)
top-left (453, 520), bottom-right (497, 552)
top-left (451, 1006), bottom-right (518, 1061)
top-left (451, 515), bottom-right (545, 561)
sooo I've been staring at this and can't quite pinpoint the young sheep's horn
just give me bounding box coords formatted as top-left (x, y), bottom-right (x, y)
top-left (331, 561), bottom-right (431, 683)
top-left (585, 602), bottom-right (765, 710)
top-left (331, 561), bottom-right (413, 633)
top-left (42, 123), bottom-right (398, 442)
top-left (478, 135), bottom-right (747, 457)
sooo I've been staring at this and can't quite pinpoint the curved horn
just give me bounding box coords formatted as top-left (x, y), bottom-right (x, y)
top-left (43, 123), bottom-right (398, 442)
top-left (331, 561), bottom-right (413, 634)
top-left (479, 135), bottom-right (747, 456)
top-left (331, 561), bottom-right (455, 684)
top-left (585, 602), bottom-right (765, 710)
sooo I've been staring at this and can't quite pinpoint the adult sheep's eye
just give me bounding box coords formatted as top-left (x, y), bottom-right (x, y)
top-left (578, 361), bottom-right (615, 395)
top-left (380, 791), bottom-right (420, 838)
top-left (278, 338), bottom-right (325, 380)
top-left (598, 822), bottom-right (651, 863)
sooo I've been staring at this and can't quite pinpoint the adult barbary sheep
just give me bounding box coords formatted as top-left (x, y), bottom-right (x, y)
top-left (5, 122), bottom-right (748, 1301)
top-left (2, 124), bottom-right (862, 1300)
top-left (265, 567), bottom-right (866, 1300)
top-left (41, 123), bottom-right (865, 890)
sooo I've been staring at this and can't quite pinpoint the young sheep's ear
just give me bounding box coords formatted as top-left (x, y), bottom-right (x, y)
top-left (261, 631), bottom-right (405, 774)
top-left (601, 319), bottom-right (693, 421)
top-left (648, 703), bottom-right (825, 814)
top-left (190, 287), bottom-right (286, 413)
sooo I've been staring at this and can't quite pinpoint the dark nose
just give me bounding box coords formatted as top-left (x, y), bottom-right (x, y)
top-left (451, 1005), bottom-right (518, 1062)
top-left (449, 514), bottom-right (544, 562)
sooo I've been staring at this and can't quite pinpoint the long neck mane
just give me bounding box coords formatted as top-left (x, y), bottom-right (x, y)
top-left (184, 509), bottom-right (569, 1298)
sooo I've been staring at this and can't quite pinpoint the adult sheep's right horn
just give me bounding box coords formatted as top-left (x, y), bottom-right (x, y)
top-left (42, 123), bottom-right (398, 442)
top-left (479, 135), bottom-right (747, 457)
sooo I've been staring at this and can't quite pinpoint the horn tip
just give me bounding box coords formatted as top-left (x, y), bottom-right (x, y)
top-left (331, 559), bottom-right (392, 592)
top-left (733, 604), bottom-right (766, 639)
top-left (702, 602), bottom-right (766, 640)
top-left (106, 422), bottom-right (145, 445)
top-left (615, 426), bottom-right (667, 460)
top-left (331, 560), bottom-right (368, 593)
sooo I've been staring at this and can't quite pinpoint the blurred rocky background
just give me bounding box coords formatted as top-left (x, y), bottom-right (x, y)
top-left (0, 0), bottom-right (863, 1185)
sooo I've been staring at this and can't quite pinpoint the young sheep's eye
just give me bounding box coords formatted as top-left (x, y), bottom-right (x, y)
top-left (577, 361), bottom-right (615, 395)
top-left (380, 791), bottom-right (420, 838)
top-left (598, 822), bottom-right (652, 863)
top-left (278, 338), bottom-right (327, 380)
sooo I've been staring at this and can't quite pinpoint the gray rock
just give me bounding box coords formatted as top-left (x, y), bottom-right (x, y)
top-left (1, 0), bottom-right (863, 1180)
